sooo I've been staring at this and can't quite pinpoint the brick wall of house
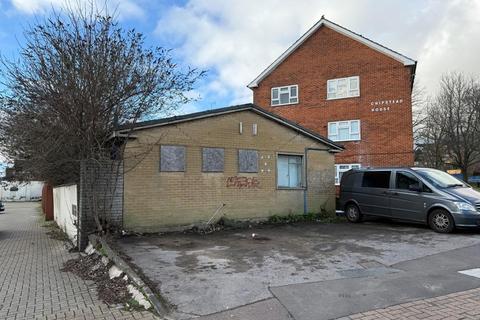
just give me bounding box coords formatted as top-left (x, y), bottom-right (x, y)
top-left (122, 110), bottom-right (336, 232)
top-left (251, 25), bottom-right (415, 168)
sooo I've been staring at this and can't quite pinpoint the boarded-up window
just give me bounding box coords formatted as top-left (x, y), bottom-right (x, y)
top-left (239, 149), bottom-right (258, 173)
top-left (202, 148), bottom-right (224, 172)
top-left (160, 145), bottom-right (185, 172)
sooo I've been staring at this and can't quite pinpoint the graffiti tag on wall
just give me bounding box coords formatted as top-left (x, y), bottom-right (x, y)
top-left (226, 176), bottom-right (260, 189)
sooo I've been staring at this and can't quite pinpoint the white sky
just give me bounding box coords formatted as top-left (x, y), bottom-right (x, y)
top-left (156, 0), bottom-right (480, 105)
top-left (6, 0), bottom-right (480, 109)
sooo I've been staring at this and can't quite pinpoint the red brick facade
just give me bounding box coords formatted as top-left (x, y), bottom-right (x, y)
top-left (251, 23), bottom-right (415, 173)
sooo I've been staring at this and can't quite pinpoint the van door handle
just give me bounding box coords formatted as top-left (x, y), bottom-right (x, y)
top-left (383, 191), bottom-right (398, 196)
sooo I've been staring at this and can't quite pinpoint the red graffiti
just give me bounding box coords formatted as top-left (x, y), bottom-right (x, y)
top-left (226, 176), bottom-right (260, 189)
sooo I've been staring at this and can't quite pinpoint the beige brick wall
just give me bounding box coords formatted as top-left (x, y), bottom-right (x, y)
top-left (123, 110), bottom-right (336, 232)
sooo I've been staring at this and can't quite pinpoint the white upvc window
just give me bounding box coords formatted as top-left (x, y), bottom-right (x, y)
top-left (277, 154), bottom-right (303, 188)
top-left (271, 85), bottom-right (298, 106)
top-left (328, 120), bottom-right (361, 142)
top-left (335, 164), bottom-right (361, 185)
top-left (327, 76), bottom-right (360, 100)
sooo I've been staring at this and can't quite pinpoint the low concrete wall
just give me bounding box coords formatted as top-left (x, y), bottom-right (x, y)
top-left (53, 184), bottom-right (78, 244)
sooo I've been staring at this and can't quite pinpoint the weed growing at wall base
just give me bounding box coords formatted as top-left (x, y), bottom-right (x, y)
top-left (268, 211), bottom-right (344, 224)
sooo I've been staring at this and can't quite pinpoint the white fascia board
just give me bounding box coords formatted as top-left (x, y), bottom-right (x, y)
top-left (248, 18), bottom-right (416, 88)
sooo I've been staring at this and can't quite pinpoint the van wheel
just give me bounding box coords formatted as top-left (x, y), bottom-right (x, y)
top-left (428, 209), bottom-right (455, 233)
top-left (345, 203), bottom-right (362, 223)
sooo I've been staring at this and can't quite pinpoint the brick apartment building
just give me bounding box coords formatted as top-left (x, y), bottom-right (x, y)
top-left (249, 17), bottom-right (417, 184)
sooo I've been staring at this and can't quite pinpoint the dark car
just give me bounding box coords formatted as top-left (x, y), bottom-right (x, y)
top-left (0, 201), bottom-right (4, 213)
top-left (339, 167), bottom-right (480, 233)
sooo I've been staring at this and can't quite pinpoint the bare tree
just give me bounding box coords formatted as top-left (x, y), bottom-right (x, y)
top-left (412, 82), bottom-right (428, 136)
top-left (0, 5), bottom-right (203, 184)
top-left (416, 73), bottom-right (480, 180)
top-left (415, 100), bottom-right (447, 169)
top-left (0, 4), bottom-right (204, 241)
top-left (438, 73), bottom-right (480, 180)
top-left (411, 82), bottom-right (430, 164)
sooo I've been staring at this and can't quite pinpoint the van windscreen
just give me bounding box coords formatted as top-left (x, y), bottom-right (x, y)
top-left (361, 171), bottom-right (391, 189)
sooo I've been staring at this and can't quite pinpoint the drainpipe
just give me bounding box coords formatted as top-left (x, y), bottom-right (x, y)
top-left (303, 147), bottom-right (332, 215)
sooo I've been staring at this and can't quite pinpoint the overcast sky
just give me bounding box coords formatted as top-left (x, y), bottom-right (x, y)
top-left (1, 0), bottom-right (480, 115)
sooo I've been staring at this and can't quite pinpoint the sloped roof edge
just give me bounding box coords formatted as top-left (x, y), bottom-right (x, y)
top-left (248, 17), bottom-right (416, 88)
top-left (116, 103), bottom-right (344, 151)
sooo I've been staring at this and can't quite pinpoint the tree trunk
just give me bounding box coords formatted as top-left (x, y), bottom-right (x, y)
top-left (462, 166), bottom-right (469, 182)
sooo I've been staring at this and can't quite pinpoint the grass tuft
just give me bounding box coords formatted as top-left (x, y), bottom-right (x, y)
top-left (267, 211), bottom-right (344, 224)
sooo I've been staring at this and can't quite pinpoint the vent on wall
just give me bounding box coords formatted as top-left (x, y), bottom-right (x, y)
top-left (253, 123), bottom-right (258, 136)
top-left (239, 122), bottom-right (243, 134)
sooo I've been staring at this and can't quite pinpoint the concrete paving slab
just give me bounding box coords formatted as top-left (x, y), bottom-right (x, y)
top-left (196, 298), bottom-right (293, 320)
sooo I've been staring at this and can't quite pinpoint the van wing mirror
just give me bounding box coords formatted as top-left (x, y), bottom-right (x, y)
top-left (408, 184), bottom-right (422, 192)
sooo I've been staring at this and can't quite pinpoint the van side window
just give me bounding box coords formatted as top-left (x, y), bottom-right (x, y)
top-left (422, 184), bottom-right (432, 193)
top-left (396, 172), bottom-right (419, 190)
top-left (361, 171), bottom-right (391, 188)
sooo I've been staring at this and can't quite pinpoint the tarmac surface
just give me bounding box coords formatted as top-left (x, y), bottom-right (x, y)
top-left (117, 219), bottom-right (480, 319)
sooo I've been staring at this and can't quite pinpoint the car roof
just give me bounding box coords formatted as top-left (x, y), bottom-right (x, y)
top-left (350, 167), bottom-right (422, 172)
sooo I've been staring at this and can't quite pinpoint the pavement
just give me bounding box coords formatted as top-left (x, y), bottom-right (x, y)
top-left (0, 202), bottom-right (158, 320)
top-left (117, 219), bottom-right (480, 319)
top-left (340, 288), bottom-right (480, 320)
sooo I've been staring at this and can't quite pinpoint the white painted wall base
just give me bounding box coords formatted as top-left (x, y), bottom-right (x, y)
top-left (53, 184), bottom-right (78, 244)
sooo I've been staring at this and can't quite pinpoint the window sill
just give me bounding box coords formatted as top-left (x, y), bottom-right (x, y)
top-left (271, 101), bottom-right (299, 107)
top-left (277, 186), bottom-right (306, 190)
top-left (329, 139), bottom-right (361, 143)
top-left (326, 95), bottom-right (360, 101)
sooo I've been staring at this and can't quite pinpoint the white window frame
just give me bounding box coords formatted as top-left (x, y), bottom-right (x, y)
top-left (271, 85), bottom-right (299, 106)
top-left (335, 164), bottom-right (361, 185)
top-left (328, 120), bottom-right (361, 142)
top-left (276, 153), bottom-right (304, 189)
top-left (327, 76), bottom-right (360, 100)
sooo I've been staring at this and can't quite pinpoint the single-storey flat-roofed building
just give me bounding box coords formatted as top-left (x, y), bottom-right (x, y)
top-left (116, 104), bottom-right (343, 232)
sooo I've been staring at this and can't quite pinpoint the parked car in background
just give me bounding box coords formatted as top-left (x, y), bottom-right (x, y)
top-left (339, 167), bottom-right (480, 233)
top-left (0, 201), bottom-right (5, 213)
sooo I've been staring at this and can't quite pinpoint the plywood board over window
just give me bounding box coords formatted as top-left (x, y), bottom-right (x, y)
top-left (202, 147), bottom-right (225, 172)
top-left (160, 145), bottom-right (185, 172)
top-left (238, 149), bottom-right (258, 173)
